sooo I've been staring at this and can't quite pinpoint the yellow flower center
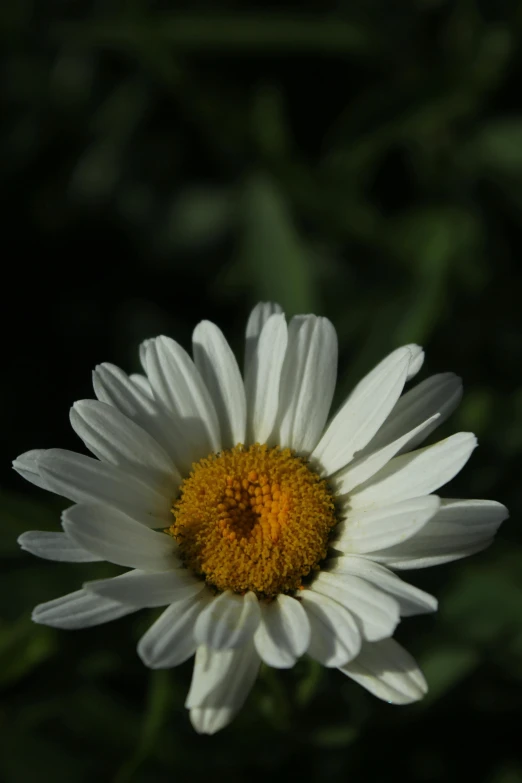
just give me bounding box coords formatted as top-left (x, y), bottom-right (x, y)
top-left (170, 444), bottom-right (337, 598)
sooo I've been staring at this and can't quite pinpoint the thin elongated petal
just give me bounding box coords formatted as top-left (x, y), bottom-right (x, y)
top-left (38, 449), bottom-right (173, 528)
top-left (333, 496), bottom-right (440, 554)
top-left (129, 373), bottom-right (153, 397)
top-left (332, 414), bottom-right (440, 496)
top-left (300, 590), bottom-right (361, 667)
top-left (18, 530), bottom-right (102, 563)
top-left (62, 504), bottom-right (177, 570)
top-left (187, 642), bottom-right (261, 735)
top-left (339, 638), bottom-right (428, 704)
top-left (92, 363), bottom-right (181, 463)
top-left (406, 345), bottom-right (424, 380)
top-left (245, 313), bottom-right (288, 444)
top-left (193, 320), bottom-right (246, 449)
top-left (194, 591), bottom-right (260, 649)
top-left (146, 336), bottom-right (221, 463)
top-left (349, 433), bottom-right (477, 509)
top-left (254, 594), bottom-right (311, 668)
top-left (326, 556), bottom-right (437, 616)
top-left (362, 373), bottom-right (462, 457)
top-left (310, 571), bottom-right (400, 642)
top-left (312, 346), bottom-right (414, 476)
top-left (371, 498), bottom-right (508, 569)
top-left (274, 315), bottom-right (337, 454)
top-left (32, 589), bottom-right (137, 629)
top-left (85, 569), bottom-right (204, 608)
top-left (138, 592), bottom-right (210, 668)
top-left (70, 400), bottom-right (179, 489)
top-left (12, 449), bottom-right (48, 490)
top-left (244, 301), bottom-right (283, 376)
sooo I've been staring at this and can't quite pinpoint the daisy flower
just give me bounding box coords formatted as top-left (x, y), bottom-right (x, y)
top-left (14, 302), bottom-right (507, 734)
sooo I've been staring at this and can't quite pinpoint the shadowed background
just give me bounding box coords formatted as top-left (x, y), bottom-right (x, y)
top-left (1, 1), bottom-right (521, 781)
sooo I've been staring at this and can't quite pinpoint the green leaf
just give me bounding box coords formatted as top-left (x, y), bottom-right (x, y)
top-left (419, 645), bottom-right (478, 704)
top-left (238, 174), bottom-right (317, 315)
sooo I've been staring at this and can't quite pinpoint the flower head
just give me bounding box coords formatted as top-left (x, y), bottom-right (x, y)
top-left (15, 302), bottom-right (508, 734)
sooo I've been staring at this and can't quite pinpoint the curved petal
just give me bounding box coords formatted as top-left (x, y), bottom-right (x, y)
top-left (194, 590), bottom-right (260, 650)
top-left (129, 373), bottom-right (153, 397)
top-left (12, 449), bottom-right (48, 490)
top-left (300, 590), bottom-right (361, 667)
top-left (70, 400), bottom-right (179, 489)
top-left (310, 571), bottom-right (400, 642)
top-left (406, 345), bottom-right (424, 380)
top-left (187, 642), bottom-right (261, 735)
top-left (32, 589), bottom-right (137, 629)
top-left (339, 638), bottom-right (428, 704)
top-left (349, 433), bottom-right (477, 509)
top-left (274, 315), bottom-right (337, 454)
top-left (332, 414), bottom-right (440, 496)
top-left (18, 530), bottom-right (102, 563)
top-left (138, 591), bottom-right (210, 669)
top-left (326, 556), bottom-right (437, 616)
top-left (92, 363), bottom-right (181, 463)
top-left (370, 498), bottom-right (508, 569)
top-left (332, 496), bottom-right (440, 554)
top-left (38, 449), bottom-right (173, 528)
top-left (254, 594), bottom-right (311, 668)
top-left (62, 504), bottom-right (177, 570)
top-left (193, 320), bottom-right (246, 449)
top-left (245, 313), bottom-right (288, 445)
top-left (146, 336), bottom-right (221, 461)
top-left (312, 346), bottom-right (413, 477)
top-left (84, 569), bottom-right (204, 608)
top-left (362, 373), bottom-right (462, 457)
top-left (244, 301), bottom-right (283, 376)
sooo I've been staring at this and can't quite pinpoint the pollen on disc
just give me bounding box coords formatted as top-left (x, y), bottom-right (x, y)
top-left (170, 443), bottom-right (337, 598)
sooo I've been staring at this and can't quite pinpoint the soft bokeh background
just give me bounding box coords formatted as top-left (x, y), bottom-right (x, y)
top-left (2, 1), bottom-right (521, 781)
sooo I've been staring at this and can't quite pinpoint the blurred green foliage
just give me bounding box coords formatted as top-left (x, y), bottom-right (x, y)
top-left (1, 1), bottom-right (522, 781)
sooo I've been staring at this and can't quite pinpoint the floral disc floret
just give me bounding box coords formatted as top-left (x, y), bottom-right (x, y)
top-left (170, 443), bottom-right (337, 598)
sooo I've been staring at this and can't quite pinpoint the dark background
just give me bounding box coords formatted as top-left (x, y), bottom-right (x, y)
top-left (1, 2), bottom-right (521, 781)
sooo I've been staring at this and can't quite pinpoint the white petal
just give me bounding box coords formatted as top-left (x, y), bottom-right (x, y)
top-left (129, 373), bottom-right (153, 397)
top-left (193, 320), bottom-right (246, 449)
top-left (339, 638), bottom-right (428, 704)
top-left (38, 449), bottom-right (173, 528)
top-left (92, 363), bottom-right (181, 463)
top-left (70, 400), bottom-right (180, 489)
top-left (62, 504), bottom-right (177, 570)
top-left (194, 590), bottom-right (260, 649)
top-left (349, 433), bottom-right (477, 509)
top-left (406, 345), bottom-right (424, 380)
top-left (84, 568), bottom-right (205, 608)
top-left (254, 594), bottom-right (311, 668)
top-left (18, 530), bottom-right (102, 563)
top-left (245, 313), bottom-right (288, 445)
top-left (244, 301), bottom-right (283, 376)
top-left (12, 449), bottom-right (48, 490)
top-left (146, 336), bottom-right (221, 461)
top-left (310, 571), bottom-right (400, 642)
top-left (361, 373), bottom-right (463, 457)
top-left (32, 589), bottom-right (137, 629)
top-left (274, 315), bottom-right (337, 454)
top-left (332, 414), bottom-right (440, 496)
top-left (300, 590), bottom-right (361, 667)
top-left (187, 642), bottom-right (261, 735)
top-left (312, 346), bottom-right (413, 476)
top-left (137, 592), bottom-right (210, 669)
top-left (371, 498), bottom-right (508, 569)
top-left (139, 339), bottom-right (152, 373)
top-left (332, 496), bottom-right (440, 554)
top-left (326, 556), bottom-right (437, 616)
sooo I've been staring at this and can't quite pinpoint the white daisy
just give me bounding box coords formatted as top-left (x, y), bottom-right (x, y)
top-left (14, 302), bottom-right (507, 734)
